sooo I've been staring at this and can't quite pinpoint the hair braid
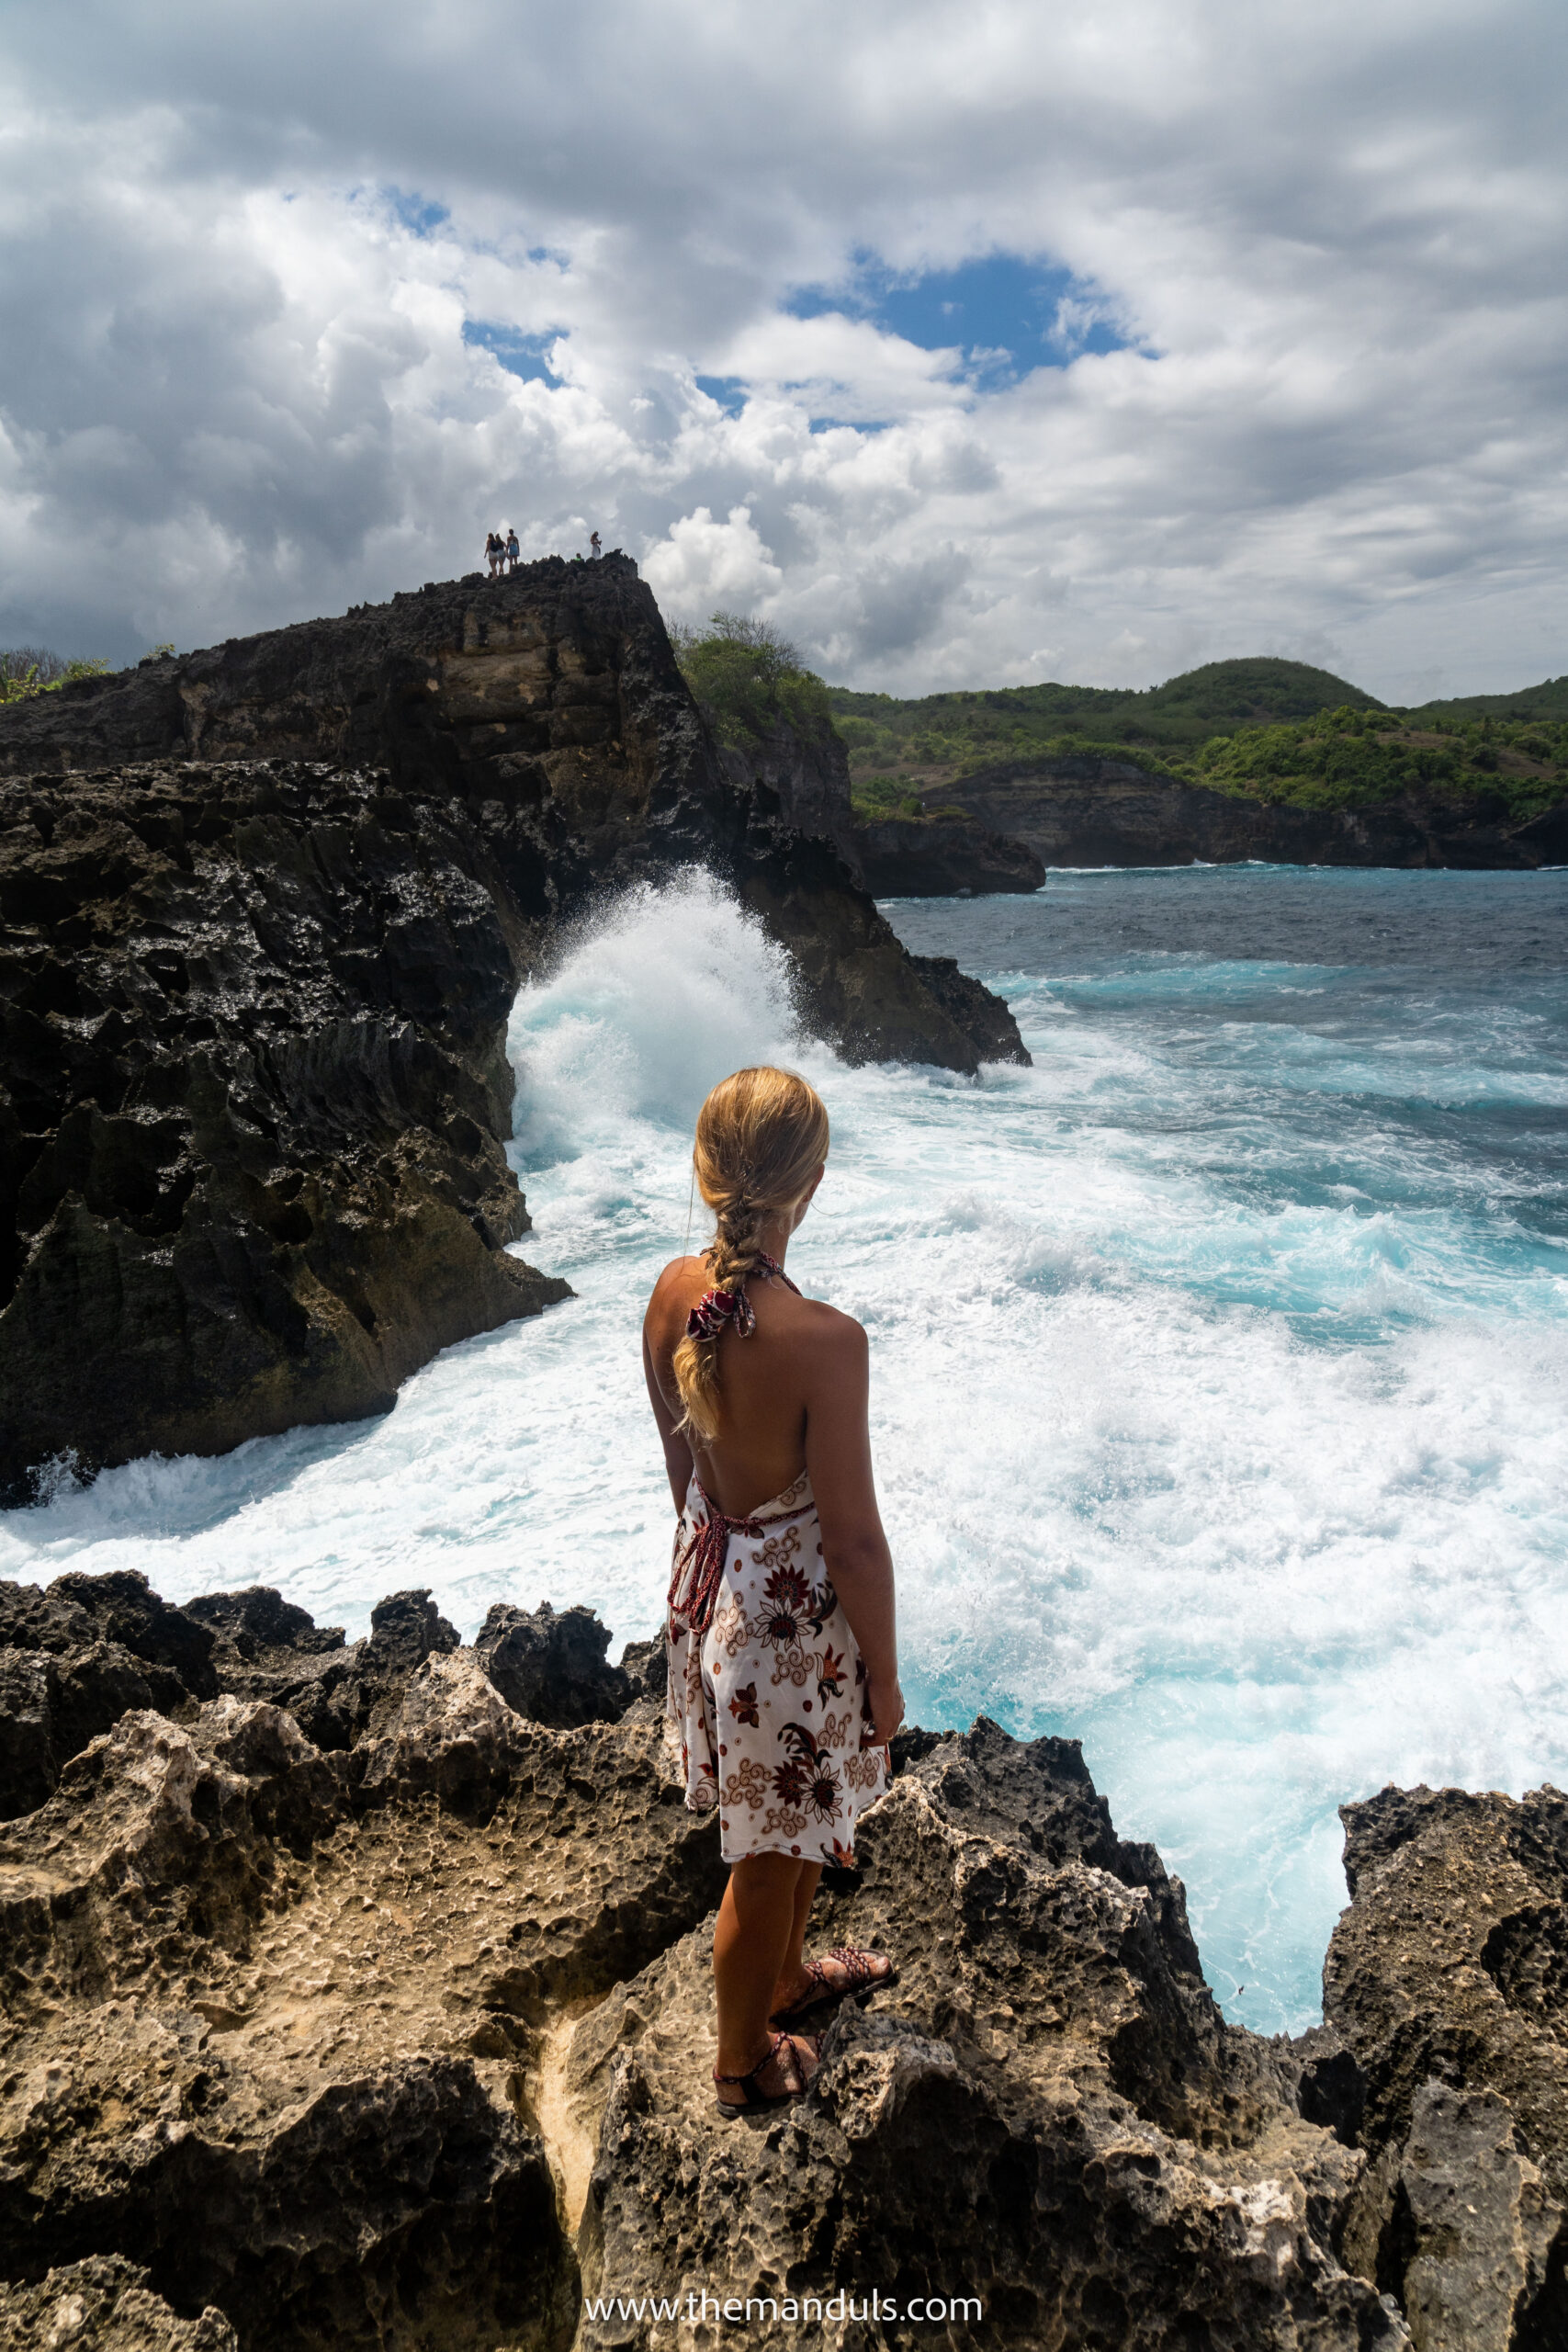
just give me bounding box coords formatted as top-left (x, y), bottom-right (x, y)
top-left (671, 1068), bottom-right (829, 1444)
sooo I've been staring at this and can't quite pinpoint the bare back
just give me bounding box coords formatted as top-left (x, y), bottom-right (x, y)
top-left (642, 1254), bottom-right (874, 1524)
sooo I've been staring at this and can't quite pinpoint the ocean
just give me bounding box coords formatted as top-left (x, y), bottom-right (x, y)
top-left (5, 861), bottom-right (1566, 2036)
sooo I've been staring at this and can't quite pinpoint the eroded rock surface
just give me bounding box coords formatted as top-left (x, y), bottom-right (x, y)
top-left (0, 2255), bottom-right (239, 2349)
top-left (0, 1571), bottom-right (469, 1815)
top-left (0, 1616), bottom-right (722, 2352)
top-left (1323, 1782), bottom-right (1568, 2347)
top-left (32, 1572), bottom-right (1563, 2345)
top-left (569, 1720), bottom-right (1404, 2349)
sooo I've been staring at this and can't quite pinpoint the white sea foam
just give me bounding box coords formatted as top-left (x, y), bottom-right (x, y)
top-left (4, 867), bottom-right (1566, 2033)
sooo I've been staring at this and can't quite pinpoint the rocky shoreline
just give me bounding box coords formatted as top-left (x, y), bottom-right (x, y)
top-left (0, 559), bottom-right (1028, 1503)
top-left (2, 1565), bottom-right (1562, 2348)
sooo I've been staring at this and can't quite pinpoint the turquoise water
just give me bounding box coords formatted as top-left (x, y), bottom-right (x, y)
top-left (5, 863), bottom-right (1566, 2034)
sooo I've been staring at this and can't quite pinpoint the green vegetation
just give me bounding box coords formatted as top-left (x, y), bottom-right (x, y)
top-left (1402, 675), bottom-right (1568, 727)
top-left (0, 645), bottom-right (112, 705)
top-left (671, 613), bottom-right (834, 750)
top-left (818, 652), bottom-right (1567, 822)
top-left (824, 657), bottom-right (1382, 780)
top-left (1191, 705), bottom-right (1568, 822)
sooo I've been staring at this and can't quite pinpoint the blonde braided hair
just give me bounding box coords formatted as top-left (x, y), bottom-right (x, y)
top-left (672, 1066), bottom-right (829, 1443)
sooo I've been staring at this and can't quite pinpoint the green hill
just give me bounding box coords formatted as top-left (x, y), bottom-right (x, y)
top-left (1192, 703), bottom-right (1566, 823)
top-left (1402, 676), bottom-right (1568, 726)
top-left (822, 655), bottom-right (1567, 824)
top-left (824, 657), bottom-right (1382, 786)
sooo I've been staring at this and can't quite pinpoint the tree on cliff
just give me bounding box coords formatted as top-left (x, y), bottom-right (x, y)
top-left (0, 646), bottom-right (111, 704)
top-left (671, 611), bottom-right (834, 750)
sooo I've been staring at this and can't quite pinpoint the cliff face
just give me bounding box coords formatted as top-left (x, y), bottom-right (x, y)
top-left (0, 1568), bottom-right (1408, 2352)
top-left (717, 707), bottom-right (858, 865)
top-left (926, 752), bottom-right (1568, 869)
top-left (0, 758), bottom-right (569, 1501)
top-left (851, 811), bottom-right (1045, 897)
top-left (0, 560), bottom-right (1026, 1498)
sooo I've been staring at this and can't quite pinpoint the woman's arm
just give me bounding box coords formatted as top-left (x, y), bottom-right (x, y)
top-left (803, 1316), bottom-right (905, 1746)
top-left (642, 1324), bottom-right (695, 1511)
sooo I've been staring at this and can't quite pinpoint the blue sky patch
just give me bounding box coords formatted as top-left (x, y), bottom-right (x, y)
top-left (695, 374), bottom-right (748, 417)
top-left (464, 321), bottom-right (562, 382)
top-left (785, 251), bottom-right (1131, 380)
top-left (386, 188), bottom-right (451, 238)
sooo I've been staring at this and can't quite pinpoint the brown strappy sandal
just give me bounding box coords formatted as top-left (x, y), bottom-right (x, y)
top-left (771, 1945), bottom-right (898, 2030)
top-left (713, 2030), bottom-right (819, 2119)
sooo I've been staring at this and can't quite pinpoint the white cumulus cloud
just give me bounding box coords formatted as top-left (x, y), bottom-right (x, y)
top-left (0, 0), bottom-right (1562, 696)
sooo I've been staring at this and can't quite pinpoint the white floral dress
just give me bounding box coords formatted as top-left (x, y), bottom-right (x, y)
top-left (665, 1467), bottom-right (890, 1867)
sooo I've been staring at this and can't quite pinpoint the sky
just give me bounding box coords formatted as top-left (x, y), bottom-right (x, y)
top-left (0, 0), bottom-right (1563, 699)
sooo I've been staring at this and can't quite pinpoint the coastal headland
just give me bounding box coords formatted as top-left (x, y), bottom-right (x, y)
top-left (0, 557), bottom-right (1025, 1504)
top-left (2, 1566), bottom-right (1563, 2348)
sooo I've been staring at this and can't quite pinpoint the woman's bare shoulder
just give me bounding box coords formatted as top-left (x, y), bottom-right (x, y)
top-left (789, 1292), bottom-right (867, 1356)
top-left (645, 1254), bottom-right (707, 1322)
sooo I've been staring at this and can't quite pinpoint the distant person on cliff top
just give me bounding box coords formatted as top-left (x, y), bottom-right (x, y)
top-left (484, 530), bottom-right (502, 578)
top-left (505, 528), bottom-right (520, 571)
top-left (590, 529), bottom-right (602, 559)
top-left (643, 1066), bottom-right (901, 2117)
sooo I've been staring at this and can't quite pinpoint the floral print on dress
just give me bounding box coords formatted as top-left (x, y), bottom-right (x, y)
top-left (665, 1469), bottom-right (890, 1867)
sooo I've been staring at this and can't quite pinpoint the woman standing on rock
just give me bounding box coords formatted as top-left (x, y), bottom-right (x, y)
top-left (643, 1066), bottom-right (902, 2117)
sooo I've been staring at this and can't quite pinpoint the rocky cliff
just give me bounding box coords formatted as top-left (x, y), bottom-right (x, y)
top-left (714, 709), bottom-right (1045, 899)
top-left (716, 707), bottom-right (858, 868)
top-left (0, 560), bottom-right (1027, 1499)
top-left (926, 753), bottom-right (1568, 869)
top-left (851, 811), bottom-right (1045, 897)
top-left (0, 1566), bottom-right (1422, 2352)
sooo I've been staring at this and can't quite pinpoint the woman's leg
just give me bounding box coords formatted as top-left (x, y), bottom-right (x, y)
top-left (773, 1862), bottom-right (822, 2010)
top-left (714, 1853), bottom-right (815, 2092)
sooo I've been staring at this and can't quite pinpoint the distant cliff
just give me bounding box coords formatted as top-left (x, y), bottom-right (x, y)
top-left (921, 750), bottom-right (1568, 869)
top-left (0, 560), bottom-right (1026, 1499)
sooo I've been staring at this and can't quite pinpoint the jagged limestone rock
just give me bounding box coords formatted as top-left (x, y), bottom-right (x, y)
top-left (1325, 1781), bottom-right (1568, 2346)
top-left (0, 1642), bottom-right (722, 2351)
top-left (568, 1724), bottom-right (1408, 2349)
top-left (0, 2255), bottom-right (238, 2350)
top-left (0, 1575), bottom-right (471, 1810)
top-left (46, 1569), bottom-right (1568, 2345)
top-left (477, 1600), bottom-right (636, 1729)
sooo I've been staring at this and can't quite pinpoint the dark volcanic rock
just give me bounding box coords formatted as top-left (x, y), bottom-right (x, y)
top-left (476, 1600), bottom-right (635, 1728)
top-left (0, 1566), bottom-right (218, 1692)
top-left (718, 707), bottom-right (858, 867)
top-left (1323, 1781), bottom-right (1568, 2347)
top-left (851, 809), bottom-right (1045, 897)
top-left (0, 1573), bottom-right (471, 1811)
top-left (926, 751), bottom-right (1568, 869)
top-left (1, 560), bottom-right (1026, 1493)
top-left (904, 952), bottom-right (1031, 1065)
top-left (0, 1569), bottom-right (220, 1816)
top-left (0, 754), bottom-right (570, 1501)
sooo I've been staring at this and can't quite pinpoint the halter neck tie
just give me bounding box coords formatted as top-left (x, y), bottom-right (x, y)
top-left (683, 1249), bottom-right (800, 1342)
